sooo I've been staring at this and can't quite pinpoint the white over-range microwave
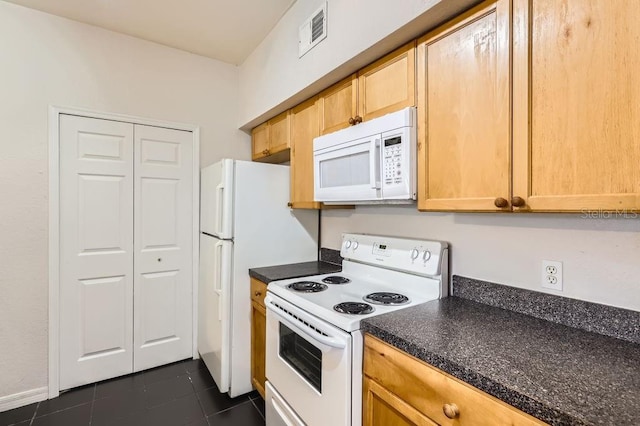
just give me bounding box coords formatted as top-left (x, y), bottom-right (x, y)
top-left (313, 107), bottom-right (416, 204)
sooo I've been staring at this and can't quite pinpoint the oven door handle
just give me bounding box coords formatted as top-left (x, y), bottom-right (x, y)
top-left (266, 303), bottom-right (347, 349)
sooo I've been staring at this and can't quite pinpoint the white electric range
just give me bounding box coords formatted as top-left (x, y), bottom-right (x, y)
top-left (264, 233), bottom-right (449, 426)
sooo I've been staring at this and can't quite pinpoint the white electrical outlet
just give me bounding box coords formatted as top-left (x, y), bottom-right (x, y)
top-left (542, 260), bottom-right (563, 291)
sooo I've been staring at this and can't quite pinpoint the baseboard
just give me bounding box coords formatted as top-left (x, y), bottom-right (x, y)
top-left (0, 387), bottom-right (48, 412)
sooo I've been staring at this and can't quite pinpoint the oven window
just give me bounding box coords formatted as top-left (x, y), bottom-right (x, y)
top-left (279, 322), bottom-right (322, 393)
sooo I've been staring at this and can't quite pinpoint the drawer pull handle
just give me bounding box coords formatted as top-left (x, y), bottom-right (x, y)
top-left (443, 403), bottom-right (460, 419)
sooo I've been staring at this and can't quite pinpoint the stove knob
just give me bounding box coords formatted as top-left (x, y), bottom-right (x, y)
top-left (344, 240), bottom-right (352, 249)
top-left (422, 250), bottom-right (431, 261)
top-left (352, 241), bottom-right (359, 250)
top-left (410, 248), bottom-right (419, 260)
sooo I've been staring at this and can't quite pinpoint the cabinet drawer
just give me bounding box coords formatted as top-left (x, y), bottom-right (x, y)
top-left (250, 278), bottom-right (267, 306)
top-left (364, 335), bottom-right (545, 426)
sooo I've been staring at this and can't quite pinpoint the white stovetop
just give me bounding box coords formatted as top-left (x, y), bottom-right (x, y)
top-left (267, 260), bottom-right (443, 332)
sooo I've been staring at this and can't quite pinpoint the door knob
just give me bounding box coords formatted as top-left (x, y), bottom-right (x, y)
top-left (494, 197), bottom-right (509, 208)
top-left (348, 117), bottom-right (356, 125)
top-left (354, 115), bottom-right (363, 124)
top-left (511, 196), bottom-right (526, 208)
top-left (443, 403), bottom-right (460, 419)
top-left (157, 258), bottom-right (162, 262)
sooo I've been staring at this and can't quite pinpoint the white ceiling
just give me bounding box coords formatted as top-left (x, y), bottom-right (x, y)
top-left (4, 0), bottom-right (295, 65)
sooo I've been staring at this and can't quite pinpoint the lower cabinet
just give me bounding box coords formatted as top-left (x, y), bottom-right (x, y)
top-left (363, 335), bottom-right (546, 426)
top-left (250, 278), bottom-right (267, 398)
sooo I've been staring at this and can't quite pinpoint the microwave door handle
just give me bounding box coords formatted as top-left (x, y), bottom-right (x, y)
top-left (370, 137), bottom-right (381, 189)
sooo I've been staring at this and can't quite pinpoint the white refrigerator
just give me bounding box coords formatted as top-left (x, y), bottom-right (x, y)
top-left (198, 159), bottom-right (319, 397)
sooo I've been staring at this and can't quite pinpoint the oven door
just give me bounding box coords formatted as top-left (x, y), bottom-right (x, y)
top-left (265, 294), bottom-right (352, 426)
top-left (314, 135), bottom-right (381, 202)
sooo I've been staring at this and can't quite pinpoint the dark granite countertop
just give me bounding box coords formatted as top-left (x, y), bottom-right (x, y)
top-left (249, 261), bottom-right (341, 283)
top-left (362, 297), bottom-right (640, 425)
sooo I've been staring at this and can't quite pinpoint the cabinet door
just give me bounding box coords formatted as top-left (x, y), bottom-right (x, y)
top-left (268, 110), bottom-right (291, 154)
top-left (318, 74), bottom-right (358, 135)
top-left (358, 41), bottom-right (416, 122)
top-left (417, 0), bottom-right (511, 211)
top-left (290, 97), bottom-right (322, 208)
top-left (251, 122), bottom-right (270, 160)
top-left (133, 124), bottom-right (193, 372)
top-left (363, 377), bottom-right (437, 426)
top-left (512, 0), bottom-right (640, 211)
top-left (251, 300), bottom-right (266, 399)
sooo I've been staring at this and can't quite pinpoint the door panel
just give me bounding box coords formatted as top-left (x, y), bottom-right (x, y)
top-left (138, 271), bottom-right (180, 346)
top-left (59, 114), bottom-right (134, 390)
top-left (79, 276), bottom-right (127, 358)
top-left (358, 41), bottom-right (416, 122)
top-left (417, 0), bottom-right (511, 211)
top-left (318, 74), bottom-right (358, 135)
top-left (134, 124), bottom-right (193, 372)
top-left (512, 0), bottom-right (640, 211)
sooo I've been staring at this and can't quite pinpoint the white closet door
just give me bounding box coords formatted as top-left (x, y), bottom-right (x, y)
top-left (133, 124), bottom-right (193, 371)
top-left (59, 115), bottom-right (134, 390)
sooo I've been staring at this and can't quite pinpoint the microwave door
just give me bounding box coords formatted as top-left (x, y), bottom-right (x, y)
top-left (314, 135), bottom-right (381, 202)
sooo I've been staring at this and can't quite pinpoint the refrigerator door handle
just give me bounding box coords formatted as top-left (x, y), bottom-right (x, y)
top-left (215, 183), bottom-right (224, 237)
top-left (214, 240), bottom-right (223, 321)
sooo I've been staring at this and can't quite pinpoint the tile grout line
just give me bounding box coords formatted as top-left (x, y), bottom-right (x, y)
top-left (88, 384), bottom-right (97, 425)
top-left (190, 371), bottom-right (210, 423)
top-left (28, 402), bottom-right (40, 426)
top-left (211, 399), bottom-right (255, 416)
top-left (249, 397), bottom-right (265, 421)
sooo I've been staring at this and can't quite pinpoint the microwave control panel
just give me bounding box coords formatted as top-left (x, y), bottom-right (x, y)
top-left (383, 136), bottom-right (403, 186)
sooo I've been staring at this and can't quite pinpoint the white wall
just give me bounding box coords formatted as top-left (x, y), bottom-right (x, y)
top-left (322, 207), bottom-right (640, 311)
top-left (239, 0), bottom-right (640, 313)
top-left (0, 2), bottom-right (249, 400)
top-left (238, 0), bottom-right (478, 128)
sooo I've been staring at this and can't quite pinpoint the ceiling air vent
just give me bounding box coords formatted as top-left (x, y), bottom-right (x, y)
top-left (299, 3), bottom-right (327, 58)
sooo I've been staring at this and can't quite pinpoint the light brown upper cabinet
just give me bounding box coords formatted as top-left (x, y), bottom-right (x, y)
top-left (317, 74), bottom-right (358, 136)
top-left (290, 96), bottom-right (322, 209)
top-left (417, 0), bottom-right (511, 212)
top-left (318, 42), bottom-right (416, 136)
top-left (512, 0), bottom-right (640, 212)
top-left (251, 110), bottom-right (291, 163)
top-left (419, 0), bottom-right (640, 212)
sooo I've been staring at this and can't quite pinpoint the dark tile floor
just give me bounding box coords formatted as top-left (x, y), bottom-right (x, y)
top-left (0, 359), bottom-right (265, 426)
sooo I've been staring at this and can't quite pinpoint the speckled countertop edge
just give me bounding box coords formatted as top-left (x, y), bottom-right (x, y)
top-left (248, 260), bottom-right (341, 283)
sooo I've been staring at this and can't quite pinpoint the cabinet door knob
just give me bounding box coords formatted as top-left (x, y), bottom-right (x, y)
top-left (494, 197), bottom-right (509, 208)
top-left (354, 115), bottom-right (363, 124)
top-left (254, 291), bottom-right (262, 297)
top-left (348, 117), bottom-right (356, 125)
top-left (511, 196), bottom-right (526, 208)
top-left (443, 403), bottom-right (460, 419)
top-left (287, 202), bottom-right (293, 207)
top-left (262, 149), bottom-right (269, 155)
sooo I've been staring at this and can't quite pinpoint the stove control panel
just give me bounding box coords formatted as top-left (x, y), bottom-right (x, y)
top-left (341, 233), bottom-right (447, 277)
